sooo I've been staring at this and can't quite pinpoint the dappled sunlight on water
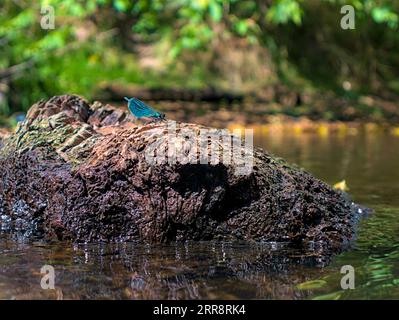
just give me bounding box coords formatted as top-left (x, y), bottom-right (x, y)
top-left (0, 128), bottom-right (398, 299)
top-left (254, 129), bottom-right (399, 299)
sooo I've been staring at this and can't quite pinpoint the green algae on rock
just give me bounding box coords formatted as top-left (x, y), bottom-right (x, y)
top-left (0, 95), bottom-right (367, 261)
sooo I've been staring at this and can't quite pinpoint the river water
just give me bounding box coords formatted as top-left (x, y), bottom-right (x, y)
top-left (0, 127), bottom-right (398, 299)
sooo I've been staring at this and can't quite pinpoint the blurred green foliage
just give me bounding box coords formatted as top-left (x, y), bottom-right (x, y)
top-left (1, 0), bottom-right (398, 118)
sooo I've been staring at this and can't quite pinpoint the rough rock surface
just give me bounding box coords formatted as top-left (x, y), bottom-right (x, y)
top-left (0, 95), bottom-right (364, 256)
top-left (0, 129), bottom-right (10, 150)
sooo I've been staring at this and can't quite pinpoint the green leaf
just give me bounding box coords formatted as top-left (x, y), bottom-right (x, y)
top-left (266, 0), bottom-right (302, 25)
top-left (235, 20), bottom-right (249, 36)
top-left (371, 6), bottom-right (398, 28)
top-left (169, 46), bottom-right (181, 59)
top-left (296, 280), bottom-right (328, 290)
top-left (312, 291), bottom-right (343, 300)
top-left (209, 1), bottom-right (222, 22)
top-left (113, 0), bottom-right (129, 12)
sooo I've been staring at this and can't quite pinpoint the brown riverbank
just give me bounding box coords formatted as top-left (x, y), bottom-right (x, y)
top-left (1, 114), bottom-right (399, 138)
top-left (101, 83), bottom-right (399, 127)
top-left (108, 99), bottom-right (399, 137)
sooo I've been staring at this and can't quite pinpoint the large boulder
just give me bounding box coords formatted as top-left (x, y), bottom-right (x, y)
top-left (0, 95), bottom-right (364, 256)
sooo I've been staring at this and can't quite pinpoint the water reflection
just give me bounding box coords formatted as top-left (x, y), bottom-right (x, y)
top-left (0, 240), bottom-right (332, 299)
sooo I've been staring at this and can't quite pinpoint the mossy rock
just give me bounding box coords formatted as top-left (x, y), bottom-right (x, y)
top-left (0, 95), bottom-right (367, 263)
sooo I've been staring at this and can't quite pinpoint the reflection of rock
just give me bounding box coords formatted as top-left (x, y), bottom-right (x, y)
top-left (0, 240), bottom-right (333, 299)
top-left (0, 95), bottom-right (366, 257)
